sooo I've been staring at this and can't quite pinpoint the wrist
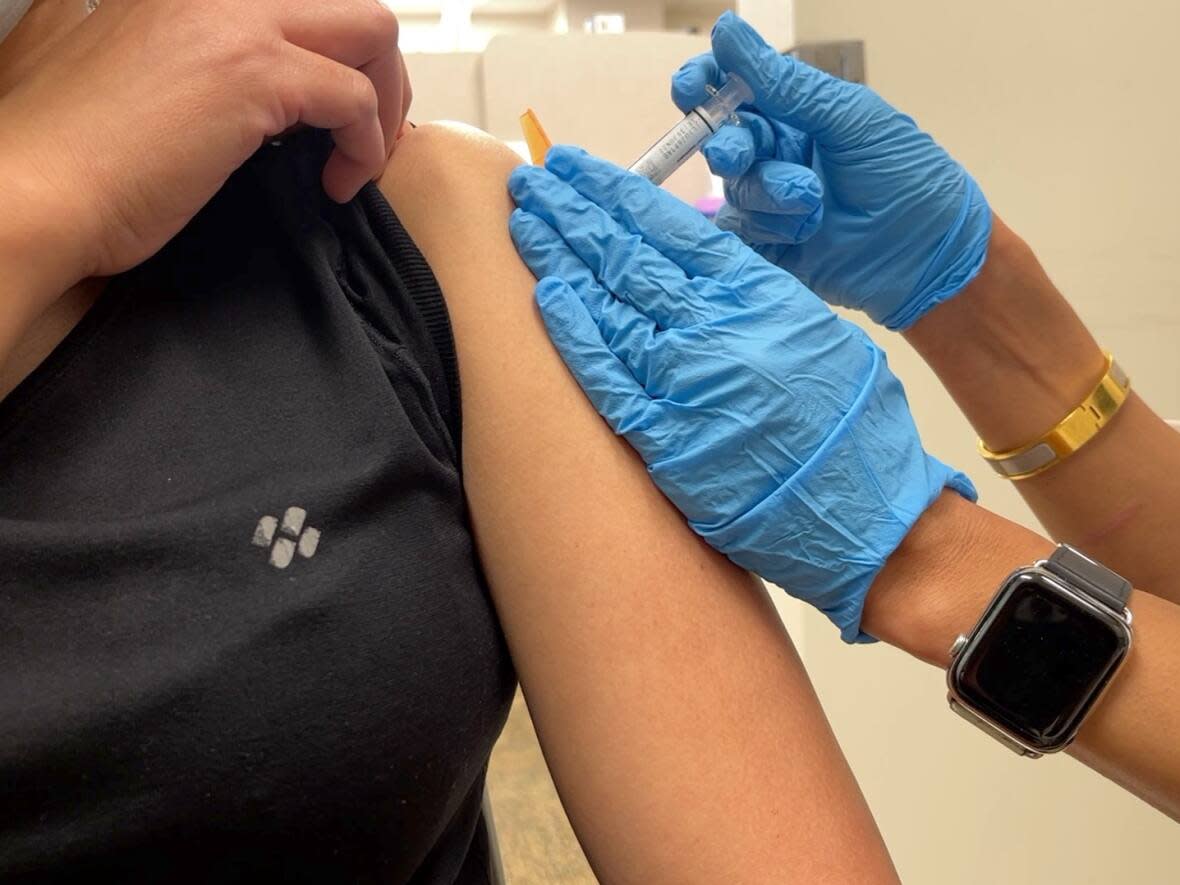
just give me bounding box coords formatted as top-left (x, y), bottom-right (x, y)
top-left (862, 491), bottom-right (1053, 667)
top-left (903, 216), bottom-right (1106, 452)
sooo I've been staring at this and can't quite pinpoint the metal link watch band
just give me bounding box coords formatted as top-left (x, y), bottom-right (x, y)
top-left (1043, 544), bottom-right (1132, 612)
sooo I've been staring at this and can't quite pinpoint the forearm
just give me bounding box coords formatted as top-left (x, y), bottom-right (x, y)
top-left (903, 218), bottom-right (1180, 604)
top-left (864, 492), bottom-right (1180, 820)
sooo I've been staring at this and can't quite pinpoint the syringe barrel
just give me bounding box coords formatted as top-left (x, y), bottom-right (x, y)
top-left (628, 112), bottom-right (715, 185)
top-left (627, 73), bottom-right (753, 185)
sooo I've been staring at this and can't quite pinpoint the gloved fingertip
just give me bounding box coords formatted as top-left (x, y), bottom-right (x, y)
top-left (711, 8), bottom-right (738, 38)
top-left (507, 164), bottom-right (543, 200)
top-left (701, 141), bottom-right (726, 177)
top-left (671, 63), bottom-right (710, 112)
top-left (508, 206), bottom-right (537, 240)
top-left (702, 147), bottom-right (735, 180)
top-left (535, 277), bottom-right (582, 334)
top-left (712, 10), bottom-right (755, 53)
top-left (507, 164), bottom-right (526, 186)
top-left (535, 275), bottom-right (572, 307)
top-left (544, 144), bottom-right (587, 177)
top-left (702, 127), bottom-right (754, 178)
top-left (717, 11), bottom-right (769, 53)
top-left (711, 12), bottom-right (788, 102)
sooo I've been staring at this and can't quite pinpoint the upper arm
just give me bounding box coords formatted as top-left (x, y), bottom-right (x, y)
top-left (378, 122), bottom-right (897, 884)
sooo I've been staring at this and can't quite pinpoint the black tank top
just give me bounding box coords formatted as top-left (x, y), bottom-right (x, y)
top-left (0, 131), bottom-right (516, 882)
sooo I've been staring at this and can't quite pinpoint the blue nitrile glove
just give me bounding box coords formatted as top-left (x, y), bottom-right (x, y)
top-left (508, 146), bottom-right (976, 642)
top-left (672, 12), bottom-right (992, 330)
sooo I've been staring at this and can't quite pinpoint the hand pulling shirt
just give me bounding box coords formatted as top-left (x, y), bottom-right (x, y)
top-left (0, 130), bottom-right (515, 882)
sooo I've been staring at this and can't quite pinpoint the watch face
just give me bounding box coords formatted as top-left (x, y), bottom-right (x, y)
top-left (952, 575), bottom-right (1130, 751)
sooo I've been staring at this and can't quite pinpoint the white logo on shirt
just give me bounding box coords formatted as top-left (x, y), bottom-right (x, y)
top-left (252, 507), bottom-right (321, 568)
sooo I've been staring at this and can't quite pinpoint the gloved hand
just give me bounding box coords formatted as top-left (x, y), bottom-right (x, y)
top-left (509, 146), bottom-right (975, 641)
top-left (673, 12), bottom-right (992, 330)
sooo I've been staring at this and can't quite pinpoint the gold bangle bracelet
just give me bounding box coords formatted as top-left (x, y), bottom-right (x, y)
top-left (978, 352), bottom-right (1131, 480)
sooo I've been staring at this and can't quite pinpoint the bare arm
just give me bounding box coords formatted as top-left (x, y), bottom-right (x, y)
top-left (0, 165), bottom-right (108, 399)
top-left (864, 491), bottom-right (1180, 820)
top-left (379, 122), bottom-right (899, 884)
top-left (0, 181), bottom-right (66, 371)
top-left (903, 217), bottom-right (1180, 605)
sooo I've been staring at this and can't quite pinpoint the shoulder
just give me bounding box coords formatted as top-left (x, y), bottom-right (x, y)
top-left (376, 122), bottom-right (522, 226)
top-left (385, 120), bottom-right (521, 171)
top-left (373, 122), bottom-right (536, 347)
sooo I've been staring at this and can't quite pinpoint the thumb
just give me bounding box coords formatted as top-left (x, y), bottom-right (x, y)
top-left (711, 11), bottom-right (864, 145)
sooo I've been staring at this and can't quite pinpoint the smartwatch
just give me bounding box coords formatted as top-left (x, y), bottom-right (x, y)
top-left (946, 544), bottom-right (1133, 758)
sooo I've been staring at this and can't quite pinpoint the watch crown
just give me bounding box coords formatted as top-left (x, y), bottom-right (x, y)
top-left (949, 634), bottom-right (969, 658)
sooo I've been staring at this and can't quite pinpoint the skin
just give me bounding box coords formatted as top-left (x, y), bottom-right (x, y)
top-left (873, 215), bottom-right (1180, 818)
top-left (378, 122), bottom-right (899, 883)
top-left (0, 4), bottom-right (902, 881)
top-left (864, 491), bottom-right (1180, 821)
top-left (905, 217), bottom-right (1180, 606)
top-left (1, 0), bottom-right (410, 371)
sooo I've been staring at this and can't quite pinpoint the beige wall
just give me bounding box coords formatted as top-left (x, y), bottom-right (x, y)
top-left (403, 51), bottom-right (484, 126)
top-left (789, 1), bottom-right (1180, 882)
top-left (482, 32), bottom-right (714, 202)
top-left (664, 1), bottom-right (729, 35)
top-left (407, 34), bottom-right (717, 203)
top-left (562, 0), bottom-right (667, 31)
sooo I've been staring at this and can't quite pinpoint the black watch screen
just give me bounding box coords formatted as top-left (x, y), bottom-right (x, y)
top-left (951, 575), bottom-right (1131, 751)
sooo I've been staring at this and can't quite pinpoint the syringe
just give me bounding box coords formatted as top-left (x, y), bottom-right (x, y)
top-left (628, 73), bottom-right (753, 185)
